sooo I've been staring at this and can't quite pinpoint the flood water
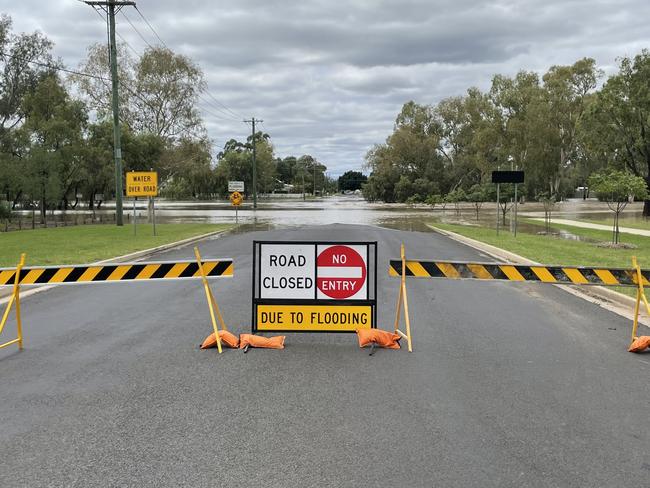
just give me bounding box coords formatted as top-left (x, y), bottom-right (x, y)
top-left (11, 195), bottom-right (645, 239)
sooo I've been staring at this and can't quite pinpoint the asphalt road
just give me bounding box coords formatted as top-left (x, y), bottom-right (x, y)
top-left (1, 224), bottom-right (649, 487)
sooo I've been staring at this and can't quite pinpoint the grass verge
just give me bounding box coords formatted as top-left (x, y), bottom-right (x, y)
top-left (0, 223), bottom-right (233, 267)
top-left (431, 221), bottom-right (650, 298)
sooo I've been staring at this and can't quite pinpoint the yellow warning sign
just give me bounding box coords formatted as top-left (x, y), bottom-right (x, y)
top-left (126, 171), bottom-right (158, 197)
top-left (230, 191), bottom-right (243, 206)
top-left (256, 304), bottom-right (372, 331)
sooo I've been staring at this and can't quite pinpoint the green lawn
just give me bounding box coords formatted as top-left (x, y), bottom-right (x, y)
top-left (431, 221), bottom-right (650, 298)
top-left (0, 223), bottom-right (233, 267)
top-left (432, 221), bottom-right (650, 268)
top-left (579, 218), bottom-right (650, 231)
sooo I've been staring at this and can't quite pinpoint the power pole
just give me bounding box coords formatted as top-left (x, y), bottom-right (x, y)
top-left (244, 117), bottom-right (262, 209)
top-left (84, 0), bottom-right (135, 226)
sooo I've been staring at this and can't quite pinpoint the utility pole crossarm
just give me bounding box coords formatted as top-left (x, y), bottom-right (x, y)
top-left (84, 1), bottom-right (136, 6)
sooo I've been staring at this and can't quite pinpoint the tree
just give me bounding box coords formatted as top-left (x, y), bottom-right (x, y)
top-left (536, 191), bottom-right (556, 234)
top-left (214, 133), bottom-right (277, 197)
top-left (0, 15), bottom-right (56, 136)
top-left (131, 47), bottom-right (205, 139)
top-left (338, 170), bottom-right (367, 191)
top-left (445, 188), bottom-right (466, 216)
top-left (73, 45), bottom-right (206, 141)
top-left (542, 58), bottom-right (601, 195)
top-left (580, 50), bottom-right (650, 216)
top-left (0, 200), bottom-right (11, 230)
top-left (467, 183), bottom-right (490, 220)
top-left (18, 74), bottom-right (86, 221)
top-left (588, 170), bottom-right (647, 244)
top-left (70, 42), bottom-right (134, 125)
top-left (364, 101), bottom-right (446, 202)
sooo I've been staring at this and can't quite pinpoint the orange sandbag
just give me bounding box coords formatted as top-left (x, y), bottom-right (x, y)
top-left (239, 334), bottom-right (285, 349)
top-left (200, 330), bottom-right (240, 349)
top-left (356, 328), bottom-right (401, 350)
top-left (628, 336), bottom-right (650, 353)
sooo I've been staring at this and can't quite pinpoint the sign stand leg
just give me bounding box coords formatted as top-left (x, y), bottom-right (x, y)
top-left (194, 246), bottom-right (224, 354)
top-left (393, 243), bottom-right (413, 352)
top-left (152, 197), bottom-right (156, 236)
top-left (133, 198), bottom-right (136, 236)
top-left (0, 253), bottom-right (26, 350)
top-left (631, 256), bottom-right (650, 345)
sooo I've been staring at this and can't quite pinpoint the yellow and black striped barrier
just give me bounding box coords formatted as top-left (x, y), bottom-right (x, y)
top-left (389, 260), bottom-right (650, 287)
top-left (389, 244), bottom-right (650, 351)
top-left (0, 259), bottom-right (233, 286)
top-left (0, 250), bottom-right (234, 353)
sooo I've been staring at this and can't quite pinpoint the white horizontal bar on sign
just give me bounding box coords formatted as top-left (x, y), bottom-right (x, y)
top-left (317, 266), bottom-right (363, 278)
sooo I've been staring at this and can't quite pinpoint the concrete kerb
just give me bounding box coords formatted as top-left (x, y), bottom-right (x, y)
top-left (0, 227), bottom-right (233, 305)
top-left (427, 224), bottom-right (650, 327)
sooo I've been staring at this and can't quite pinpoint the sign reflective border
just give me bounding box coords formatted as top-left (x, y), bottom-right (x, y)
top-left (252, 241), bottom-right (377, 333)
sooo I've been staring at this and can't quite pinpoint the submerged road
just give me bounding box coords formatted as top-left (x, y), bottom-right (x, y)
top-left (1, 224), bottom-right (649, 487)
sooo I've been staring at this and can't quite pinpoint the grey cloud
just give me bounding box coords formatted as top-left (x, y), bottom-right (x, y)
top-left (3, 0), bottom-right (650, 174)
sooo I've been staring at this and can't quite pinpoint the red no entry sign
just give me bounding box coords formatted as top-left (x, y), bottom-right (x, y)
top-left (317, 245), bottom-right (367, 299)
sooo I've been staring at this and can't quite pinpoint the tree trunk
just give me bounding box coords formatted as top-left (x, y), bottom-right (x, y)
top-left (40, 196), bottom-right (46, 225)
top-left (643, 199), bottom-right (650, 218)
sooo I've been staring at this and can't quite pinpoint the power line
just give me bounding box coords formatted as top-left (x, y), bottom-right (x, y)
top-left (131, 4), bottom-right (246, 121)
top-left (134, 5), bottom-right (167, 47)
top-left (98, 10), bottom-right (239, 123)
top-left (119, 10), bottom-right (154, 50)
top-left (0, 50), bottom-right (105, 80)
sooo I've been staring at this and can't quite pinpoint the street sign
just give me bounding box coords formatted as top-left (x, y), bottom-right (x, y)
top-left (228, 181), bottom-right (245, 192)
top-left (316, 244), bottom-right (367, 300)
top-left (253, 241), bottom-right (377, 332)
top-left (492, 170), bottom-right (524, 184)
top-left (126, 171), bottom-right (158, 197)
top-left (230, 191), bottom-right (243, 206)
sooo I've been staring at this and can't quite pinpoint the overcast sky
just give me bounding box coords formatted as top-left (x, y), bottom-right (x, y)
top-left (4, 0), bottom-right (650, 175)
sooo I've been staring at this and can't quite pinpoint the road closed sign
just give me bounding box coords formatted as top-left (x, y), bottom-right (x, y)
top-left (260, 244), bottom-right (315, 299)
top-left (253, 241), bottom-right (377, 332)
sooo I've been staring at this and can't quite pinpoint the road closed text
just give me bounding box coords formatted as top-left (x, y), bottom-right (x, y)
top-left (259, 244), bottom-right (316, 299)
top-left (257, 305), bottom-right (372, 331)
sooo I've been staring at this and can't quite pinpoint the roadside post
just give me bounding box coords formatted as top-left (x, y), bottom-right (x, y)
top-left (252, 241), bottom-right (377, 333)
top-left (228, 181), bottom-right (244, 223)
top-left (126, 171), bottom-right (158, 236)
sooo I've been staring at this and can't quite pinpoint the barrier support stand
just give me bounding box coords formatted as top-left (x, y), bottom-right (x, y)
top-left (631, 256), bottom-right (650, 346)
top-left (0, 253), bottom-right (26, 351)
top-left (194, 247), bottom-right (228, 354)
top-left (393, 243), bottom-right (413, 352)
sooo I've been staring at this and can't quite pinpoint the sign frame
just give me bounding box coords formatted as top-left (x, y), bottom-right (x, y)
top-left (251, 240), bottom-right (378, 333)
